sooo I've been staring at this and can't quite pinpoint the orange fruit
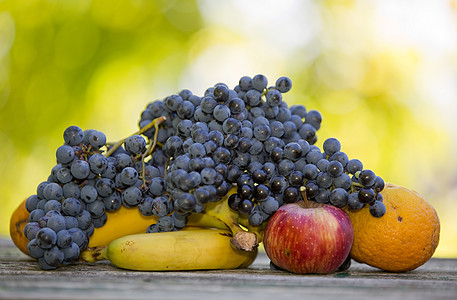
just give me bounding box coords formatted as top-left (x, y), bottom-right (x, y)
top-left (345, 183), bottom-right (440, 272)
top-left (9, 199), bottom-right (30, 256)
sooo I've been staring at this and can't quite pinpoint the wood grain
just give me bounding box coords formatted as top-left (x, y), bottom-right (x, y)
top-left (0, 238), bottom-right (456, 299)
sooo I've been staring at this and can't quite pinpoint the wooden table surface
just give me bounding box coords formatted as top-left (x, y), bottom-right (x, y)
top-left (1, 238), bottom-right (456, 300)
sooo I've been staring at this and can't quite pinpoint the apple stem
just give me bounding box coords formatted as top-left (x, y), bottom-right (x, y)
top-left (299, 186), bottom-right (309, 208)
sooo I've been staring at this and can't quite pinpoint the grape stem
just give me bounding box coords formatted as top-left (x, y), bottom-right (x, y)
top-left (163, 157), bottom-right (171, 179)
top-left (143, 117), bottom-right (165, 158)
top-left (350, 181), bottom-right (365, 193)
top-left (261, 89), bottom-right (268, 97)
top-left (104, 116), bottom-right (166, 158)
top-left (140, 117), bottom-right (166, 188)
top-left (351, 182), bottom-right (364, 188)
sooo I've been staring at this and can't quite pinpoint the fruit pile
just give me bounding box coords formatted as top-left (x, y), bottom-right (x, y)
top-left (11, 74), bottom-right (439, 273)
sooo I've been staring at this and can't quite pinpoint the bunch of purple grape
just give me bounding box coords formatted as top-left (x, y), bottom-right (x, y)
top-left (23, 126), bottom-right (169, 269)
top-left (138, 74), bottom-right (386, 231)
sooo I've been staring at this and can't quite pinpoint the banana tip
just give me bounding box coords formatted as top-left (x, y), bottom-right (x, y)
top-left (80, 246), bottom-right (107, 263)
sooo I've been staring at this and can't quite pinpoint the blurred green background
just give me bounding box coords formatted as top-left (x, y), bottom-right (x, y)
top-left (1, 0), bottom-right (456, 257)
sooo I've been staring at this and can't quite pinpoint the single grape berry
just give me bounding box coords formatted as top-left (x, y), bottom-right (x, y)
top-left (248, 208), bottom-right (266, 227)
top-left (261, 197), bottom-right (279, 215)
top-left (303, 164), bottom-right (319, 180)
top-left (35, 228), bottom-right (57, 249)
top-left (87, 130), bottom-right (106, 149)
top-left (24, 222), bottom-right (41, 241)
top-left (283, 186), bottom-right (300, 203)
top-left (369, 200), bottom-right (386, 217)
top-left (213, 84), bottom-right (229, 102)
top-left (125, 135), bottom-right (146, 155)
top-left (346, 159), bottom-right (363, 174)
top-left (27, 239), bottom-right (45, 259)
top-left (56, 145), bottom-right (75, 164)
top-left (314, 188), bottom-right (330, 204)
top-left (63, 126), bottom-right (84, 146)
top-left (238, 199), bottom-right (254, 215)
top-left (284, 142), bottom-right (302, 161)
top-left (88, 153), bottom-right (108, 174)
top-left (252, 169), bottom-right (267, 184)
top-left (323, 138), bottom-right (341, 156)
top-left (358, 188), bottom-right (376, 204)
top-left (269, 176), bottom-right (287, 194)
top-left (238, 185), bottom-right (253, 200)
top-left (252, 74), bottom-right (268, 91)
top-left (373, 176), bottom-right (385, 192)
top-left (305, 181), bottom-right (319, 198)
top-left (156, 216), bottom-right (175, 232)
top-left (347, 192), bottom-right (364, 210)
top-left (228, 194), bottom-right (242, 211)
top-left (327, 161), bottom-right (344, 177)
top-left (275, 76), bottom-right (292, 93)
top-left (265, 89), bottom-right (282, 107)
top-left (329, 188), bottom-right (349, 208)
top-left (358, 169), bottom-right (377, 187)
top-left (289, 171), bottom-right (304, 187)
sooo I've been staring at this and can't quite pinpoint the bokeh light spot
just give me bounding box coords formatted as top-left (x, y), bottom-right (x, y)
top-left (53, 19), bottom-right (100, 69)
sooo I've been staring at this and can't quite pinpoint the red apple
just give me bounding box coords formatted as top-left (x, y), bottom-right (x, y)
top-left (263, 200), bottom-right (354, 274)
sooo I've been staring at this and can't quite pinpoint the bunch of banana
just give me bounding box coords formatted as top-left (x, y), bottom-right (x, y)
top-left (82, 228), bottom-right (257, 271)
top-left (87, 186), bottom-right (263, 250)
top-left (79, 186), bottom-right (263, 270)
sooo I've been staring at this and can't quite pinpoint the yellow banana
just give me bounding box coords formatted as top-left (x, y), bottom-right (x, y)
top-left (87, 194), bottom-right (234, 248)
top-left (88, 206), bottom-right (159, 247)
top-left (81, 228), bottom-right (258, 271)
top-left (87, 192), bottom-right (236, 248)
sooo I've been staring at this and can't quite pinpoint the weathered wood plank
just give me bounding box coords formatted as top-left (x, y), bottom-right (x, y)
top-left (1, 238), bottom-right (456, 300)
